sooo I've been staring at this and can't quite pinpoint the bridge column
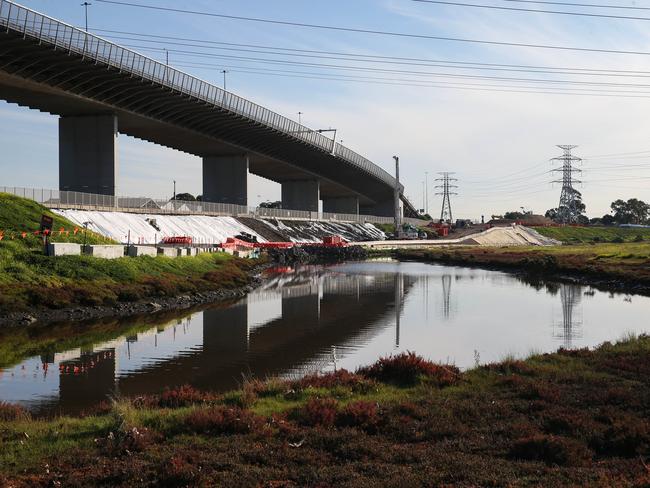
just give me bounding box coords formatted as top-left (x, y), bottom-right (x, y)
top-left (59, 115), bottom-right (118, 195)
top-left (202, 155), bottom-right (248, 205)
top-left (361, 199), bottom-right (401, 218)
top-left (323, 196), bottom-right (359, 215)
top-left (281, 180), bottom-right (320, 212)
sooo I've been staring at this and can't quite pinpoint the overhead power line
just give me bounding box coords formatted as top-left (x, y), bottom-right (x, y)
top-left (412, 0), bottom-right (650, 22)
top-left (93, 0), bottom-right (650, 56)
top-left (94, 28), bottom-right (650, 78)
top-left (503, 0), bottom-right (650, 11)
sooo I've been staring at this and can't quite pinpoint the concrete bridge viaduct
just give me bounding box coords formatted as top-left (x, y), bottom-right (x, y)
top-left (0, 0), bottom-right (418, 218)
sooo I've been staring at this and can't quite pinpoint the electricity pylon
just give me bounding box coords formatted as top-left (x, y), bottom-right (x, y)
top-left (435, 172), bottom-right (458, 223)
top-left (551, 145), bottom-right (583, 224)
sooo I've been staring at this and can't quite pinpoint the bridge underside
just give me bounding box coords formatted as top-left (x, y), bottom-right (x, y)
top-left (0, 29), bottom-right (409, 216)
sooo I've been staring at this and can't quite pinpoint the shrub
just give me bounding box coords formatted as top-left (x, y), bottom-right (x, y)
top-left (296, 398), bottom-right (339, 427)
top-left (611, 236), bottom-right (625, 243)
top-left (296, 369), bottom-right (376, 392)
top-left (184, 406), bottom-right (265, 435)
top-left (509, 435), bottom-right (592, 467)
top-left (0, 402), bottom-right (29, 421)
top-left (589, 418), bottom-right (650, 458)
top-left (358, 352), bottom-right (460, 386)
top-left (634, 235), bottom-right (644, 242)
top-left (158, 385), bottom-right (214, 408)
top-left (337, 401), bottom-right (380, 433)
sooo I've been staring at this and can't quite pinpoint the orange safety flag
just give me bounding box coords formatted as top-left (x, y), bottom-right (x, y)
top-left (34, 230), bottom-right (40, 236)
top-left (21, 232), bottom-right (27, 239)
top-left (73, 227), bottom-right (79, 235)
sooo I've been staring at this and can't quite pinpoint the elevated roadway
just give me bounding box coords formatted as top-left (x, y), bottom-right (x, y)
top-left (0, 0), bottom-right (419, 217)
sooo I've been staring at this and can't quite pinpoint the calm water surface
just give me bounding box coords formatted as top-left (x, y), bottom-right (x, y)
top-left (2, 260), bottom-right (649, 414)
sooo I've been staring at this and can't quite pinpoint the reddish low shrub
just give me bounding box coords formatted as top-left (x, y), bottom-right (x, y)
top-left (185, 406), bottom-right (265, 435)
top-left (159, 455), bottom-right (202, 486)
top-left (589, 417), bottom-right (650, 458)
top-left (337, 401), bottom-right (380, 433)
top-left (295, 369), bottom-right (375, 392)
top-left (0, 402), bottom-right (29, 421)
top-left (358, 352), bottom-right (460, 386)
top-left (509, 435), bottom-right (592, 467)
top-left (296, 398), bottom-right (339, 427)
top-left (159, 385), bottom-right (214, 408)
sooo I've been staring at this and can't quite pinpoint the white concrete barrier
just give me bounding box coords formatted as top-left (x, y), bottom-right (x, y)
top-left (157, 247), bottom-right (178, 258)
top-left (47, 242), bottom-right (81, 256)
top-left (127, 245), bottom-right (158, 257)
top-left (84, 245), bottom-right (125, 259)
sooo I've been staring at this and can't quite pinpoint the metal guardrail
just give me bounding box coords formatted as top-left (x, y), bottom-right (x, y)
top-left (0, 0), bottom-right (404, 195)
top-left (1, 186), bottom-right (427, 226)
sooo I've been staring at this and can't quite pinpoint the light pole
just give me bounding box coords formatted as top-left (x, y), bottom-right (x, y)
top-left (81, 2), bottom-right (91, 31)
top-left (424, 171), bottom-right (429, 216)
top-left (221, 70), bottom-right (228, 90)
top-left (173, 180), bottom-right (176, 201)
top-left (393, 156), bottom-right (401, 237)
top-left (298, 112), bottom-right (303, 125)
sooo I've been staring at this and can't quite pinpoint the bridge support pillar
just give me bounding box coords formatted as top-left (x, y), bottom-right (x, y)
top-left (361, 199), bottom-right (400, 218)
top-left (323, 196), bottom-right (359, 215)
top-left (59, 115), bottom-right (118, 195)
top-left (281, 180), bottom-right (320, 212)
top-left (202, 155), bottom-right (248, 206)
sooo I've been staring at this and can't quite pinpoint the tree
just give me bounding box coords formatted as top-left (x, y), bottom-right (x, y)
top-left (259, 201), bottom-right (282, 209)
top-left (546, 189), bottom-right (586, 224)
top-left (611, 198), bottom-right (649, 225)
top-left (503, 210), bottom-right (531, 220)
top-left (171, 193), bottom-right (196, 201)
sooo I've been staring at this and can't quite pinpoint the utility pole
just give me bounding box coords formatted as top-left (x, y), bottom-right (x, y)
top-left (173, 180), bottom-right (176, 201)
top-left (221, 70), bottom-right (228, 90)
top-left (424, 171), bottom-right (429, 216)
top-left (435, 172), bottom-right (458, 223)
top-left (393, 156), bottom-right (402, 236)
top-left (551, 145), bottom-right (583, 224)
top-left (81, 2), bottom-right (91, 31)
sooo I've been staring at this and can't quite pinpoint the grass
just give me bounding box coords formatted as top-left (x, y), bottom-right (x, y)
top-left (1, 337), bottom-right (649, 486)
top-left (533, 225), bottom-right (650, 244)
top-left (395, 242), bottom-right (650, 290)
top-left (0, 193), bottom-right (261, 314)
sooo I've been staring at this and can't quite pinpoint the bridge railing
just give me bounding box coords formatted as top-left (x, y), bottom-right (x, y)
top-left (0, 0), bottom-right (405, 194)
top-left (0, 186), bottom-right (427, 226)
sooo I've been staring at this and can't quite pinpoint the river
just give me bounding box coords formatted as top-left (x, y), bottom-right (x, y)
top-left (1, 260), bottom-right (648, 415)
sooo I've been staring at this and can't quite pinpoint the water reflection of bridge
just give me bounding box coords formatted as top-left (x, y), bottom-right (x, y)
top-left (55, 269), bottom-right (415, 408)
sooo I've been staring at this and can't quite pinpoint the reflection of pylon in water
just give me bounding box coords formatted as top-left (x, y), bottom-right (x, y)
top-left (441, 274), bottom-right (452, 320)
top-left (554, 284), bottom-right (583, 349)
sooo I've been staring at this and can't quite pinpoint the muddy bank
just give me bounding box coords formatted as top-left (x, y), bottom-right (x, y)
top-left (0, 272), bottom-right (265, 329)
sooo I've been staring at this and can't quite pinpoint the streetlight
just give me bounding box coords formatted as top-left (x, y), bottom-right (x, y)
top-left (221, 70), bottom-right (228, 90)
top-left (298, 112), bottom-right (303, 125)
top-left (393, 156), bottom-right (401, 236)
top-left (81, 2), bottom-right (91, 31)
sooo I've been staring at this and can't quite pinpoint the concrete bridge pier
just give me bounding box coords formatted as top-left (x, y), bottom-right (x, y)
top-left (323, 196), bottom-right (359, 215)
top-left (59, 115), bottom-right (119, 195)
top-left (202, 155), bottom-right (249, 206)
top-left (282, 180), bottom-right (320, 212)
top-left (361, 199), bottom-right (399, 218)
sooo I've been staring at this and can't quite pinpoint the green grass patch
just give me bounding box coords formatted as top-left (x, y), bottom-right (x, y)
top-left (533, 225), bottom-right (650, 244)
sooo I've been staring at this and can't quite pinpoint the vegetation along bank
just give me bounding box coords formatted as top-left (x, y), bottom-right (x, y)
top-left (0, 193), bottom-right (263, 327)
top-left (1, 335), bottom-right (649, 486)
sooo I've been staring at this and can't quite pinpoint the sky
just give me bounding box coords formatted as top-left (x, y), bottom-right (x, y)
top-left (2, 0), bottom-right (650, 219)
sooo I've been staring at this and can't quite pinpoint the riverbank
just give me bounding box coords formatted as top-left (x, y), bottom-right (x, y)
top-left (0, 193), bottom-right (268, 326)
top-left (393, 242), bottom-right (650, 295)
top-left (1, 335), bottom-right (648, 486)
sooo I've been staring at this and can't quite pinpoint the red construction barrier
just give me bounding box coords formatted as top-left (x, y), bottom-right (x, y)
top-left (162, 236), bottom-right (193, 245)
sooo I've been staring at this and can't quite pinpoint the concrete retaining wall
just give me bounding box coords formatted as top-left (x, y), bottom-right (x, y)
top-left (157, 247), bottom-right (178, 258)
top-left (47, 243), bottom-right (82, 256)
top-left (84, 245), bottom-right (125, 259)
top-left (127, 245), bottom-right (158, 257)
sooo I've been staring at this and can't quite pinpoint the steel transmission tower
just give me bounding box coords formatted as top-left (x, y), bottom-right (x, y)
top-left (435, 172), bottom-right (458, 223)
top-left (551, 145), bottom-right (583, 224)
